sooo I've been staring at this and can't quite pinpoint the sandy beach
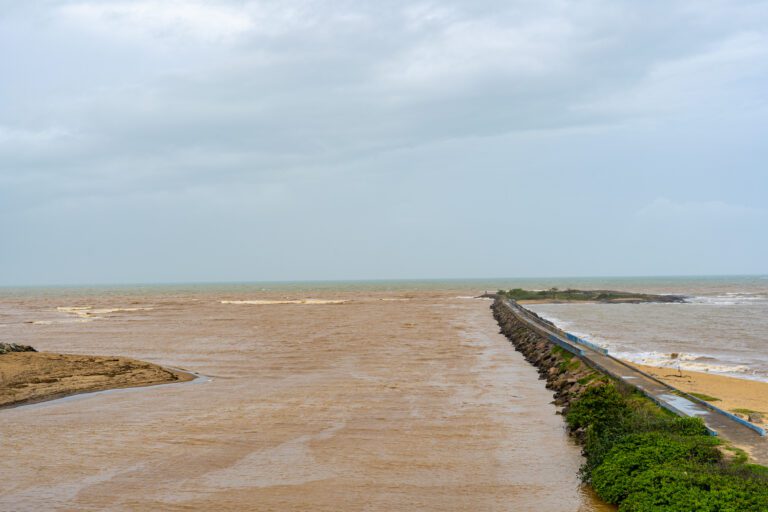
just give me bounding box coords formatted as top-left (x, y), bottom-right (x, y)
top-left (0, 351), bottom-right (193, 408)
top-left (632, 363), bottom-right (768, 426)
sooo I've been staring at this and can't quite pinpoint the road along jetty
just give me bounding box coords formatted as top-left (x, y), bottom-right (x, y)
top-left (491, 297), bottom-right (768, 464)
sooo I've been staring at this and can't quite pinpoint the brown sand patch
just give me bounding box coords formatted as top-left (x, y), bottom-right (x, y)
top-left (0, 352), bottom-right (193, 408)
top-left (631, 363), bottom-right (768, 426)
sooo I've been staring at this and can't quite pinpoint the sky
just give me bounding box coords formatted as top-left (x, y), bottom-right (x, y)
top-left (1, 0), bottom-right (767, 285)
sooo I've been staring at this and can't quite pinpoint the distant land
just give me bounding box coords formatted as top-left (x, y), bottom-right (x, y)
top-left (497, 288), bottom-right (687, 304)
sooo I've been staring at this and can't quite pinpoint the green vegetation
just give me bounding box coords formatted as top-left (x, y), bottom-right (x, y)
top-left (724, 445), bottom-right (750, 465)
top-left (732, 408), bottom-right (762, 415)
top-left (551, 345), bottom-right (583, 372)
top-left (672, 389), bottom-right (721, 402)
top-left (577, 372), bottom-right (602, 386)
top-left (567, 384), bottom-right (768, 511)
top-left (551, 345), bottom-right (573, 359)
top-left (497, 288), bottom-right (685, 303)
top-left (687, 392), bottom-right (721, 402)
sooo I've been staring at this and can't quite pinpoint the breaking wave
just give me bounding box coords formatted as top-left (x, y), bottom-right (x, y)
top-left (55, 306), bottom-right (154, 321)
top-left (612, 350), bottom-right (768, 382)
top-left (687, 292), bottom-right (768, 306)
top-left (220, 299), bottom-right (347, 305)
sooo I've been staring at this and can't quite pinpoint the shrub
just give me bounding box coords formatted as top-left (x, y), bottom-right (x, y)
top-left (565, 382), bottom-right (768, 510)
top-left (590, 433), bottom-right (720, 503)
top-left (566, 384), bottom-right (629, 433)
top-left (620, 466), bottom-right (768, 511)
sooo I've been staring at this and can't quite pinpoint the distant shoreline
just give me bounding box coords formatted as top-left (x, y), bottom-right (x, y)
top-left (498, 287), bottom-right (687, 304)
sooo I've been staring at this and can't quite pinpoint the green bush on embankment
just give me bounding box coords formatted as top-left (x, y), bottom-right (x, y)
top-left (567, 384), bottom-right (768, 511)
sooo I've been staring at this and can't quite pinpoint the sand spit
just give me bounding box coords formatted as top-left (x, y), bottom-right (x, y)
top-left (220, 299), bottom-right (347, 305)
top-left (0, 352), bottom-right (193, 409)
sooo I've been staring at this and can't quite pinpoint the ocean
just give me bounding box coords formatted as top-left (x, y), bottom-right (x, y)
top-left (0, 280), bottom-right (613, 510)
top-left (2, 275), bottom-right (766, 383)
top-left (0, 275), bottom-right (763, 509)
top-left (514, 275), bottom-right (768, 382)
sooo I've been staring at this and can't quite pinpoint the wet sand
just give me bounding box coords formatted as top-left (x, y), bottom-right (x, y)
top-left (633, 363), bottom-right (768, 426)
top-left (0, 351), bottom-right (192, 408)
top-left (0, 291), bottom-right (610, 511)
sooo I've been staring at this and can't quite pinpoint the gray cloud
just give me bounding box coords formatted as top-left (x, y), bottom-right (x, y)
top-left (1, 0), bottom-right (767, 284)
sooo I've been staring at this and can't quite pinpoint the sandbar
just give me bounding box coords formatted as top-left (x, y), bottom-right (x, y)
top-left (0, 352), bottom-right (194, 408)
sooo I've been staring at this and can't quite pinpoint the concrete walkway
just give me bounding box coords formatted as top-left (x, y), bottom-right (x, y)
top-left (501, 300), bottom-right (768, 465)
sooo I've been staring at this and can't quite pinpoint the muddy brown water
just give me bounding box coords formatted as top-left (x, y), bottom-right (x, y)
top-left (0, 288), bottom-right (611, 511)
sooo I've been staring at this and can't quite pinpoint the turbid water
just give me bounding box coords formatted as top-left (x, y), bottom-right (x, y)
top-left (518, 275), bottom-right (768, 382)
top-left (0, 286), bottom-right (611, 511)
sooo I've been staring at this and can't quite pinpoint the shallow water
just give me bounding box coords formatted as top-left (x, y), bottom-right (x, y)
top-left (0, 287), bottom-right (611, 511)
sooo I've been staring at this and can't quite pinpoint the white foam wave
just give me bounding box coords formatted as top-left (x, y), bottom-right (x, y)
top-left (613, 350), bottom-right (768, 382)
top-left (526, 311), bottom-right (574, 331)
top-left (220, 299), bottom-right (347, 305)
top-left (687, 293), bottom-right (768, 306)
top-left (529, 311), bottom-right (610, 347)
top-left (33, 318), bottom-right (100, 325)
top-left (56, 306), bottom-right (154, 320)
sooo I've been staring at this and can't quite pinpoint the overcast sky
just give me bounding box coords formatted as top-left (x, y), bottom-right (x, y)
top-left (1, 0), bottom-right (767, 285)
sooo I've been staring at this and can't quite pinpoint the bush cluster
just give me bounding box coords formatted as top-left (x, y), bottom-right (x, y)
top-left (567, 384), bottom-right (768, 511)
top-left (498, 288), bottom-right (653, 302)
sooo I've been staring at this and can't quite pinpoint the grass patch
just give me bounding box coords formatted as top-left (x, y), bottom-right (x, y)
top-left (551, 346), bottom-right (573, 360)
top-left (551, 345), bottom-right (582, 372)
top-left (723, 445), bottom-right (749, 465)
top-left (578, 373), bottom-right (601, 386)
top-left (732, 408), bottom-right (762, 415)
top-left (558, 358), bottom-right (581, 372)
top-left (567, 383), bottom-right (768, 510)
top-left (687, 392), bottom-right (721, 402)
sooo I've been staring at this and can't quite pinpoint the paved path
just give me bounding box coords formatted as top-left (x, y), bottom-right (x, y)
top-left (502, 300), bottom-right (768, 465)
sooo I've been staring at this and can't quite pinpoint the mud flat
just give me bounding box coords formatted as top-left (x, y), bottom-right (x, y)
top-left (0, 351), bottom-right (193, 408)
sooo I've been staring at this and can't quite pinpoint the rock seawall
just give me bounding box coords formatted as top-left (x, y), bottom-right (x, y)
top-left (491, 298), bottom-right (603, 422)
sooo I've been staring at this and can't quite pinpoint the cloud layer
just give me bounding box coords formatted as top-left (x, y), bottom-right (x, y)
top-left (2, 0), bottom-right (767, 284)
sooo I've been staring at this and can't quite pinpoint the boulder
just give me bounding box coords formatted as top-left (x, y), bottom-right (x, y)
top-left (0, 342), bottom-right (36, 355)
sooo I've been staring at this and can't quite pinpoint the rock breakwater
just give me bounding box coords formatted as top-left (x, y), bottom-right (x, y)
top-left (491, 298), bottom-right (604, 429)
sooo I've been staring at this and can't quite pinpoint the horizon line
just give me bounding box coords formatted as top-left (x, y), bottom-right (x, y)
top-left (1, 273), bottom-right (766, 289)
